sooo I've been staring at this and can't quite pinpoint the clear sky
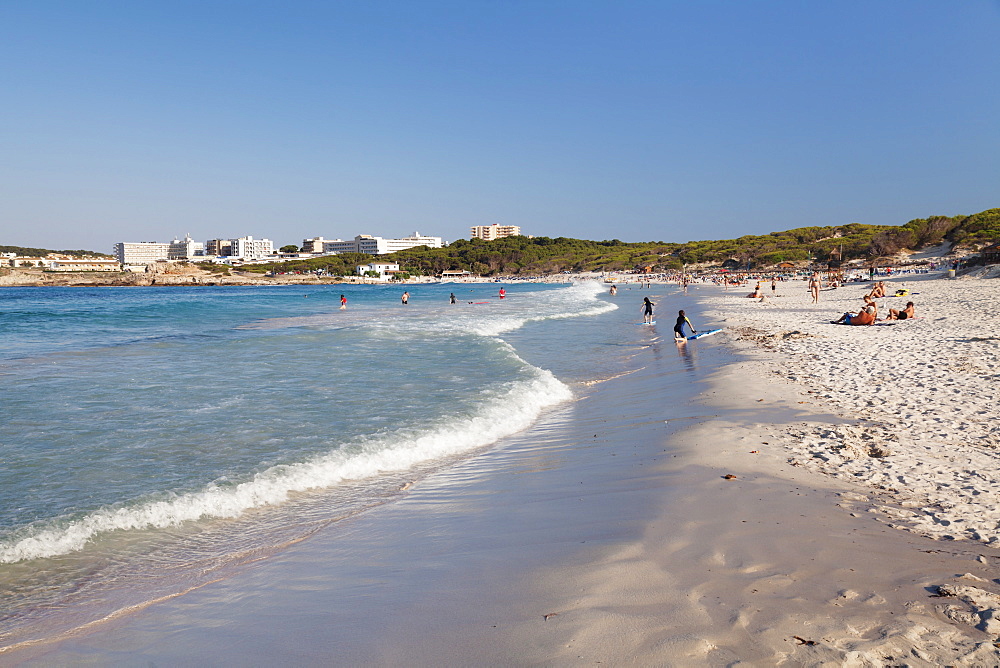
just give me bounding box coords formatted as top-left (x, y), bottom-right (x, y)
top-left (2, 1), bottom-right (998, 253)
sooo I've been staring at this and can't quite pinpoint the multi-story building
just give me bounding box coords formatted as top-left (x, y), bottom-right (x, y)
top-left (172, 235), bottom-right (204, 259)
top-left (115, 236), bottom-right (203, 266)
top-left (470, 224), bottom-right (520, 241)
top-left (382, 232), bottom-right (443, 253)
top-left (115, 241), bottom-right (170, 265)
top-left (230, 236), bottom-right (273, 260)
top-left (320, 233), bottom-right (443, 255)
top-left (301, 237), bottom-right (328, 254)
top-left (206, 239), bottom-right (234, 257)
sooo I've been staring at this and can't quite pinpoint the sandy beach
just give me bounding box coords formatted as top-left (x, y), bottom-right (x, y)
top-left (702, 272), bottom-right (1000, 548)
top-left (6, 273), bottom-right (1000, 666)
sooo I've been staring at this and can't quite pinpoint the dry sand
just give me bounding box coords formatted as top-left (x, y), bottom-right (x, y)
top-left (665, 272), bottom-right (1000, 663)
top-left (701, 273), bottom-right (1000, 547)
top-left (7, 275), bottom-right (1000, 666)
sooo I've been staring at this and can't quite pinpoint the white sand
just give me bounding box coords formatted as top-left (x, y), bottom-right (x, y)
top-left (666, 272), bottom-right (1000, 661)
top-left (700, 273), bottom-right (1000, 546)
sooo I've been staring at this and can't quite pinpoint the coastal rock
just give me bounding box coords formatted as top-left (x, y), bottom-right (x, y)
top-left (0, 267), bottom-right (340, 287)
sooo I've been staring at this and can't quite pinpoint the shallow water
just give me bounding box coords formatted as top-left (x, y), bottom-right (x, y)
top-left (0, 280), bottom-right (730, 652)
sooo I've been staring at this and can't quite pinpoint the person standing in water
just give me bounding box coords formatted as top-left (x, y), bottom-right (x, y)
top-left (401, 291), bottom-right (409, 305)
top-left (499, 288), bottom-right (506, 299)
top-left (674, 309), bottom-right (697, 340)
top-left (449, 293), bottom-right (456, 304)
top-left (340, 294), bottom-right (347, 310)
top-left (609, 285), bottom-right (617, 296)
top-left (641, 297), bottom-right (655, 324)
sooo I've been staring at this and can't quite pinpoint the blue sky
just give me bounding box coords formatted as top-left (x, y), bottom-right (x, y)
top-left (2, 1), bottom-right (998, 252)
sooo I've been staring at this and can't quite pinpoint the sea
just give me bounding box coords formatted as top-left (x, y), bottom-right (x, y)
top-left (0, 280), bottom-right (719, 651)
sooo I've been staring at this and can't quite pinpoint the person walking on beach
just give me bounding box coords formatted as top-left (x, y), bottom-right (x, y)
top-left (641, 297), bottom-right (655, 324)
top-left (674, 309), bottom-right (697, 340)
top-left (340, 294), bottom-right (347, 310)
top-left (401, 291), bottom-right (409, 305)
top-left (449, 292), bottom-right (456, 304)
top-left (808, 272), bottom-right (821, 304)
top-left (771, 278), bottom-right (776, 296)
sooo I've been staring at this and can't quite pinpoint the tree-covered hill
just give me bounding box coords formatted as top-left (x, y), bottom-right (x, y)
top-left (0, 245), bottom-right (112, 258)
top-left (245, 207), bottom-right (998, 277)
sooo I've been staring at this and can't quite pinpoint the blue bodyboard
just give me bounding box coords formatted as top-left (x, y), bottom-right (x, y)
top-left (687, 328), bottom-right (722, 340)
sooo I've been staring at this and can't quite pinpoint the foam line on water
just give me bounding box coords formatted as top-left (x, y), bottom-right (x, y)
top-left (0, 364), bottom-right (572, 564)
top-left (462, 281), bottom-right (618, 337)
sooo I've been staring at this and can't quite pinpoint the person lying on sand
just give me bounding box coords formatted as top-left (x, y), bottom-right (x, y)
top-left (887, 301), bottom-right (915, 320)
top-left (831, 300), bottom-right (876, 326)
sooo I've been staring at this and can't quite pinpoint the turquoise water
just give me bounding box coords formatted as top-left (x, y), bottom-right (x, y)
top-left (2, 280), bottom-right (655, 646)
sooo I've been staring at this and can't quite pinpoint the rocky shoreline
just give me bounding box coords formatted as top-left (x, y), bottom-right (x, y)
top-left (0, 267), bottom-right (366, 287)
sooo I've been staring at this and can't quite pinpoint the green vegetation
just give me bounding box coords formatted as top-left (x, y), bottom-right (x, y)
top-left (948, 208), bottom-right (1000, 245)
top-left (0, 245), bottom-right (111, 258)
top-left (237, 252), bottom-right (376, 276)
top-left (194, 262), bottom-right (232, 276)
top-left (237, 207), bottom-right (999, 277)
top-left (6, 208), bottom-right (996, 278)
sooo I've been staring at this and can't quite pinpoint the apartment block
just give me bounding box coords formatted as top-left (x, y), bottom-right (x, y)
top-left (206, 239), bottom-right (234, 256)
top-left (230, 236), bottom-right (273, 259)
top-left (301, 237), bottom-right (329, 253)
top-left (320, 233), bottom-right (443, 255)
top-left (115, 236), bottom-right (204, 266)
top-left (470, 224), bottom-right (520, 241)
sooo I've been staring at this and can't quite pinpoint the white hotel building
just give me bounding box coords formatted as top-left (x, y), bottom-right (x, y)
top-left (114, 235), bottom-right (205, 266)
top-left (303, 232), bottom-right (443, 256)
top-left (230, 236), bottom-right (273, 260)
top-left (115, 235), bottom-right (277, 266)
top-left (470, 224), bottom-right (520, 241)
top-left (356, 262), bottom-right (401, 280)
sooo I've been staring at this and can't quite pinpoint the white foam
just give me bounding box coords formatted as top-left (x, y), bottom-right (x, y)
top-left (0, 282), bottom-right (615, 563)
top-left (0, 366), bottom-right (572, 564)
top-left (464, 281), bottom-right (618, 337)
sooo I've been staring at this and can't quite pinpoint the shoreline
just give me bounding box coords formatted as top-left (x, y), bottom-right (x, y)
top-left (6, 279), bottom-right (1000, 664)
top-left (0, 269), bottom-right (585, 288)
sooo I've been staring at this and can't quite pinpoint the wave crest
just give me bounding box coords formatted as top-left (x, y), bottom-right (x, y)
top-left (0, 368), bottom-right (571, 563)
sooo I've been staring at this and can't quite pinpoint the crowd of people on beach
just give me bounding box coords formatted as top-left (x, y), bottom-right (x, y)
top-left (830, 281), bottom-right (917, 326)
top-left (718, 269), bottom-right (922, 327)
